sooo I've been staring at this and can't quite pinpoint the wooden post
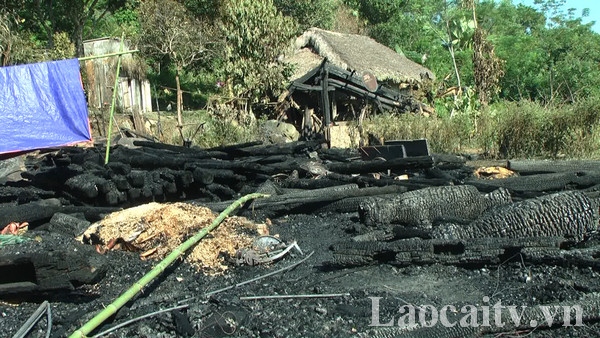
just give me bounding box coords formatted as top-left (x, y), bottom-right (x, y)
top-left (331, 90), bottom-right (337, 121)
top-left (321, 67), bottom-right (331, 143)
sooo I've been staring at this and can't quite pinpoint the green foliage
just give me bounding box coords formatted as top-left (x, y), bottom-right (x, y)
top-left (366, 97), bottom-right (600, 159)
top-left (137, 0), bottom-right (216, 70)
top-left (47, 32), bottom-right (75, 60)
top-left (273, 0), bottom-right (339, 32)
top-left (483, 0), bottom-right (600, 103)
top-left (85, 3), bottom-right (140, 39)
top-left (1, 11), bottom-right (34, 65)
top-left (363, 112), bottom-right (473, 154)
top-left (182, 0), bottom-right (221, 18)
top-left (219, 0), bottom-right (297, 102)
top-left (163, 110), bottom-right (260, 148)
top-left (0, 10), bottom-right (76, 64)
top-left (357, 0), bottom-right (404, 25)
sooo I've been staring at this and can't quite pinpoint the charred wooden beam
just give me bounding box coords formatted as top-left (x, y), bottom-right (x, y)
top-left (0, 200), bottom-right (120, 231)
top-left (466, 171), bottom-right (600, 195)
top-left (431, 153), bottom-right (466, 170)
top-left (132, 140), bottom-right (214, 155)
top-left (358, 185), bottom-right (512, 227)
top-left (0, 233), bottom-right (107, 299)
top-left (329, 236), bottom-right (567, 268)
top-left (325, 172), bottom-right (443, 190)
top-left (326, 156), bottom-right (434, 175)
top-left (508, 159), bottom-right (600, 175)
top-left (200, 184), bottom-right (407, 217)
top-left (228, 140), bottom-right (322, 157)
top-left (432, 190), bottom-right (599, 243)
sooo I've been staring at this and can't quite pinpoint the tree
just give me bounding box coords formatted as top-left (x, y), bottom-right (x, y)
top-left (2, 0), bottom-right (129, 56)
top-left (0, 10), bottom-right (39, 65)
top-left (273, 0), bottom-right (339, 32)
top-left (137, 0), bottom-right (219, 140)
top-left (483, 0), bottom-right (600, 103)
top-left (219, 0), bottom-right (297, 102)
top-left (0, 9), bottom-right (74, 65)
top-left (467, 0), bottom-right (504, 105)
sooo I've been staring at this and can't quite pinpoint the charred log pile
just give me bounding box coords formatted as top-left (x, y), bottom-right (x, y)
top-left (2, 139), bottom-right (600, 301)
top-left (0, 140), bottom-right (471, 232)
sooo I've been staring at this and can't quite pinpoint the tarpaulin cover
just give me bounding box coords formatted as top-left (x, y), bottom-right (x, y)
top-left (0, 58), bottom-right (91, 154)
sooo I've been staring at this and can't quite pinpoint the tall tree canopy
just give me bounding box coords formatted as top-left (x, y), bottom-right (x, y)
top-left (1, 0), bottom-right (598, 107)
top-left (219, 0), bottom-right (297, 102)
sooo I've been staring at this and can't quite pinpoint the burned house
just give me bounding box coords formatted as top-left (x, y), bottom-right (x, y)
top-left (281, 28), bottom-right (435, 147)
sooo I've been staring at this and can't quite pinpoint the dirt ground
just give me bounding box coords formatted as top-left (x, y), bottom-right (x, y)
top-left (2, 207), bottom-right (600, 338)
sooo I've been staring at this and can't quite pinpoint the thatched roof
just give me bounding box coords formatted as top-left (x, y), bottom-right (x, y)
top-left (287, 28), bottom-right (434, 84)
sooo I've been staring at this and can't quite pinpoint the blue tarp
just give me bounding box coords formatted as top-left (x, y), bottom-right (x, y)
top-left (0, 58), bottom-right (91, 154)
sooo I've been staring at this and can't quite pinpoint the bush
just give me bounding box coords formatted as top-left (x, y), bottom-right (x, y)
top-left (362, 96), bottom-right (600, 159)
top-left (362, 112), bottom-right (473, 154)
top-left (490, 99), bottom-right (600, 158)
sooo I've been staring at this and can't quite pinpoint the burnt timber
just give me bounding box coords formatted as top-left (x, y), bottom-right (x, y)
top-left (1, 139), bottom-right (600, 336)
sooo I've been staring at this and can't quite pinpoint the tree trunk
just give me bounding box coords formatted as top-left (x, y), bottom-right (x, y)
top-left (72, 17), bottom-right (85, 57)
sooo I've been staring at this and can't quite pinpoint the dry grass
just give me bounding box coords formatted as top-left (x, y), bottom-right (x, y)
top-left (363, 97), bottom-right (600, 159)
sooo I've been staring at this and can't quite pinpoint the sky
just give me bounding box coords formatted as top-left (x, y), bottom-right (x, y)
top-left (513, 0), bottom-right (600, 32)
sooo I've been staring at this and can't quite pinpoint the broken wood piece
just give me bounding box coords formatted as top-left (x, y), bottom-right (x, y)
top-left (358, 185), bottom-right (511, 227)
top-left (0, 232), bottom-right (107, 299)
top-left (466, 170), bottom-right (600, 195)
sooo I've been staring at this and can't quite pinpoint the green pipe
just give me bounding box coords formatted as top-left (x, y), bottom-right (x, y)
top-left (68, 193), bottom-right (269, 338)
top-left (104, 33), bottom-right (126, 165)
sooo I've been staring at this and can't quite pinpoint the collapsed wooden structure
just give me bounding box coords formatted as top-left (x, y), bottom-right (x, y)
top-left (281, 28), bottom-right (436, 146)
top-left (285, 59), bottom-right (428, 143)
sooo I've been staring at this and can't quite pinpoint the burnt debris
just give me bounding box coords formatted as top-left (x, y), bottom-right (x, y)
top-left (3, 140), bottom-right (600, 337)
